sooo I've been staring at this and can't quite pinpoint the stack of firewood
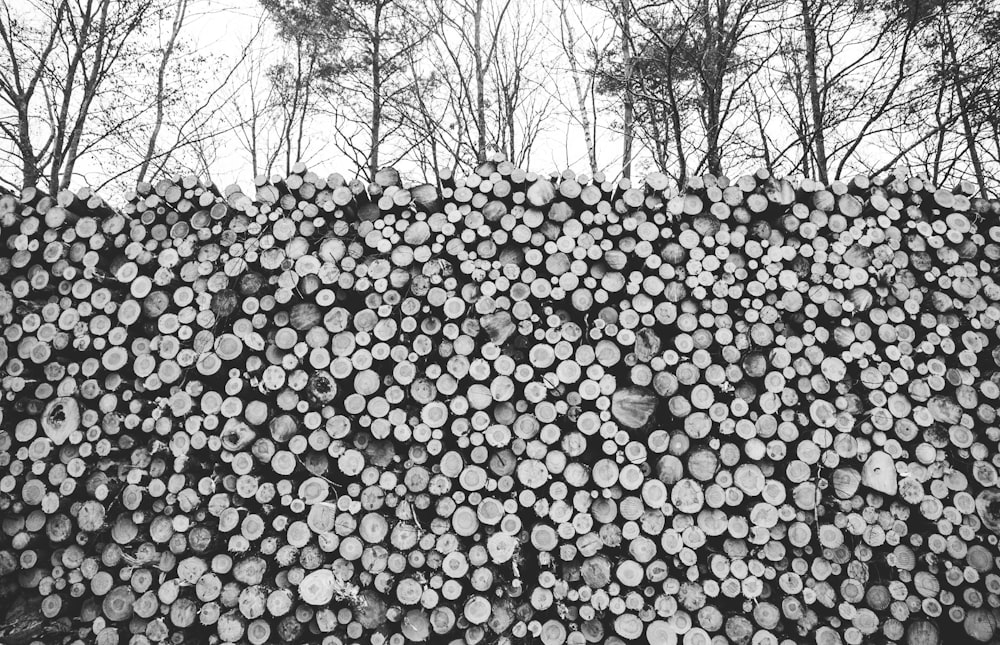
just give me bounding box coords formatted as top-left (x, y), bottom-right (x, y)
top-left (2, 158), bottom-right (1000, 645)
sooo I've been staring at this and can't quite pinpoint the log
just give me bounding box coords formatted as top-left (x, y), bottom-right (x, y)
top-left (611, 386), bottom-right (658, 429)
top-left (40, 397), bottom-right (79, 445)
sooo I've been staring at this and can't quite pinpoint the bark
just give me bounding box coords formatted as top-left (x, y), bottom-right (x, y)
top-left (944, 16), bottom-right (988, 198)
top-left (699, 0), bottom-right (723, 176)
top-left (295, 56), bottom-right (313, 167)
top-left (47, 1), bottom-right (98, 192)
top-left (754, 95), bottom-right (773, 174)
top-left (474, 0), bottom-right (486, 163)
top-left (800, 0), bottom-right (828, 183)
top-left (832, 13), bottom-right (917, 180)
top-left (646, 104), bottom-right (668, 171)
top-left (59, 0), bottom-right (116, 190)
top-left (666, 63), bottom-right (686, 188)
top-left (0, 0), bottom-right (67, 188)
top-left (16, 102), bottom-right (40, 189)
top-left (369, 0), bottom-right (384, 181)
top-left (931, 62), bottom-right (947, 185)
top-left (286, 44), bottom-right (301, 174)
top-left (992, 120), bottom-right (1000, 177)
top-left (138, 0), bottom-right (189, 185)
top-left (504, 91), bottom-right (515, 162)
top-left (281, 39), bottom-right (315, 175)
top-left (798, 97), bottom-right (811, 178)
top-left (558, 0), bottom-right (597, 173)
top-left (619, 0), bottom-right (634, 179)
top-left (250, 108), bottom-right (260, 178)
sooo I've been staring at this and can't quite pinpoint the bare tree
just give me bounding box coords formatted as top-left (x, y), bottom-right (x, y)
top-left (939, 5), bottom-right (989, 196)
top-left (224, 30), bottom-right (313, 179)
top-left (794, 0), bottom-right (919, 182)
top-left (327, 0), bottom-right (433, 179)
top-left (850, 0), bottom-right (999, 195)
top-left (617, 0), bottom-right (634, 178)
top-left (594, 0), bottom-right (768, 183)
top-left (137, 0), bottom-right (189, 184)
top-left (554, 0), bottom-right (600, 173)
top-left (0, 0), bottom-right (256, 194)
top-left (270, 42), bottom-right (319, 175)
top-left (432, 0), bottom-right (514, 165)
top-left (0, 0), bottom-right (160, 191)
top-left (394, 57), bottom-right (450, 181)
top-left (798, 0), bottom-right (827, 181)
top-left (226, 30), bottom-right (278, 178)
top-left (682, 0), bottom-right (777, 176)
top-left (627, 8), bottom-right (699, 186)
top-left (490, 1), bottom-right (554, 168)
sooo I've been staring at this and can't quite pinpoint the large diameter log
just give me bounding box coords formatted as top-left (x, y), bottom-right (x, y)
top-left (611, 386), bottom-right (658, 429)
top-left (299, 570), bottom-right (338, 606)
top-left (40, 397), bottom-right (79, 445)
top-left (975, 489), bottom-right (1000, 534)
top-left (861, 451), bottom-right (897, 496)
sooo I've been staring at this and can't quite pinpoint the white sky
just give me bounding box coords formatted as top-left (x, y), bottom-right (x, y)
top-left (161, 0), bottom-right (638, 190)
top-left (3, 0), bottom-right (985, 195)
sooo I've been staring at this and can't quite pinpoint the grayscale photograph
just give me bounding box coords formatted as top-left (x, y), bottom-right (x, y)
top-left (0, 0), bottom-right (998, 644)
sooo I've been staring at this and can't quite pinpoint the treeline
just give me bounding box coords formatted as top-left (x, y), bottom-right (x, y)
top-left (0, 0), bottom-right (998, 195)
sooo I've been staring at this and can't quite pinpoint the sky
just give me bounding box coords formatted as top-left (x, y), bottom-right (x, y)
top-left (2, 0), bottom-right (981, 196)
top-left (148, 0), bottom-right (636, 191)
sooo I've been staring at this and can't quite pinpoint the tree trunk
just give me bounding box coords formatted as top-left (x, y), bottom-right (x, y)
top-left (799, 106), bottom-right (812, 178)
top-left (251, 121), bottom-right (260, 178)
top-left (138, 0), bottom-right (188, 185)
top-left (992, 120), bottom-right (1000, 177)
top-left (20, 155), bottom-right (39, 190)
top-left (61, 7), bottom-right (112, 192)
top-left (800, 0), bottom-right (828, 183)
top-left (700, 0), bottom-right (723, 176)
top-left (665, 47), bottom-right (686, 187)
top-left (295, 54), bottom-right (315, 168)
top-left (284, 42), bottom-right (301, 176)
top-left (559, 0), bottom-right (597, 173)
top-left (474, 0), bottom-right (486, 163)
top-left (17, 103), bottom-right (40, 189)
top-left (647, 103), bottom-right (668, 171)
top-left (754, 96), bottom-right (773, 174)
top-left (945, 17), bottom-right (988, 198)
top-left (47, 2), bottom-right (98, 193)
top-left (620, 0), bottom-right (633, 179)
top-left (370, 1), bottom-right (383, 181)
top-left (931, 68), bottom-right (947, 185)
top-left (703, 88), bottom-right (722, 176)
top-left (506, 96), bottom-right (515, 163)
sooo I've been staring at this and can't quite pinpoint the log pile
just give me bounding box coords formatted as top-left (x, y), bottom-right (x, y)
top-left (2, 160), bottom-right (1000, 645)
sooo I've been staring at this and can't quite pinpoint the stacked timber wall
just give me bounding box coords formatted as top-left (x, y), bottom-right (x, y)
top-left (1, 160), bottom-right (1000, 645)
